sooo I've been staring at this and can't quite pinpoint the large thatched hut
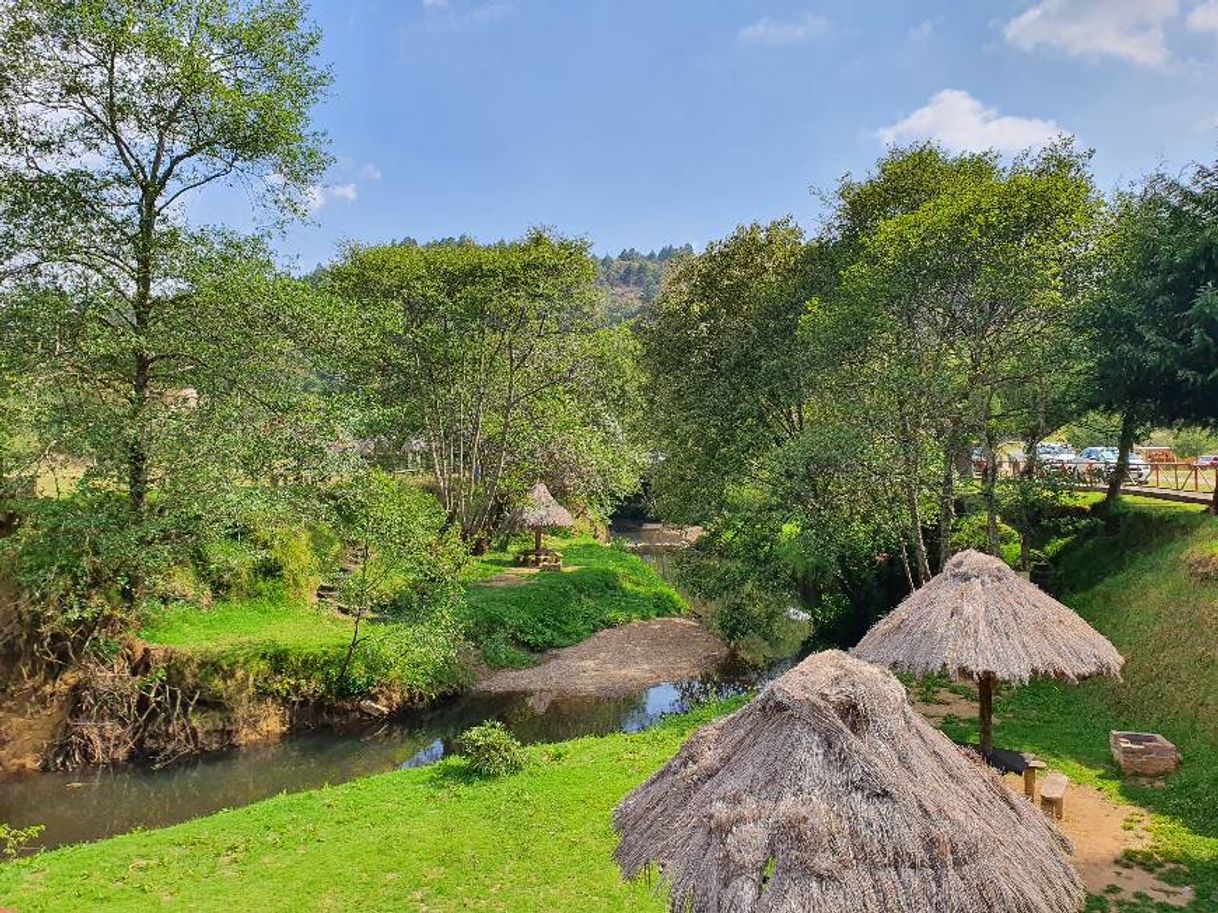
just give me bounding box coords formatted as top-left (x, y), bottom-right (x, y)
top-left (614, 650), bottom-right (1084, 913)
top-left (514, 481), bottom-right (575, 553)
top-left (853, 549), bottom-right (1123, 754)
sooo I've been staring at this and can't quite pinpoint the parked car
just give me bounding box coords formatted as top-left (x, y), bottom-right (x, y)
top-left (1196, 454), bottom-right (1218, 468)
top-left (1035, 442), bottom-right (1077, 470)
top-left (1071, 447), bottom-right (1151, 483)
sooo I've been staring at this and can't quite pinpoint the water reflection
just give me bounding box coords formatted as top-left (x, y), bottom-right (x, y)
top-left (0, 649), bottom-right (804, 853)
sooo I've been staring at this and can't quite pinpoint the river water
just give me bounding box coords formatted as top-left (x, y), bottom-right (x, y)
top-left (0, 650), bottom-right (801, 852)
top-left (1, 525), bottom-right (809, 852)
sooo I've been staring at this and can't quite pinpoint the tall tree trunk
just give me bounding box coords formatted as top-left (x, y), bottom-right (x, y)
top-left (898, 540), bottom-right (915, 594)
top-left (1104, 407), bottom-right (1138, 510)
top-left (337, 542), bottom-right (371, 687)
top-left (129, 198), bottom-right (154, 521)
top-left (981, 420), bottom-right (1000, 557)
top-left (122, 196), bottom-right (156, 604)
top-left (983, 456), bottom-right (1000, 556)
top-left (898, 411), bottom-right (931, 584)
top-left (937, 441), bottom-right (956, 571)
top-left (128, 353), bottom-right (151, 518)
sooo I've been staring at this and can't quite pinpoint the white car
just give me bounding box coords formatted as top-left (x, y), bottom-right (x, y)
top-left (1072, 447), bottom-right (1151, 484)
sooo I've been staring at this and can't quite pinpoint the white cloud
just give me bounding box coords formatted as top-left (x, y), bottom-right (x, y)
top-left (1004, 0), bottom-right (1178, 67)
top-left (908, 20), bottom-right (934, 45)
top-left (876, 89), bottom-right (1067, 154)
top-left (1188, 0), bottom-right (1218, 31)
top-left (421, 0), bottom-right (510, 27)
top-left (360, 163), bottom-right (383, 181)
top-left (307, 183), bottom-right (359, 213)
top-left (738, 12), bottom-right (828, 45)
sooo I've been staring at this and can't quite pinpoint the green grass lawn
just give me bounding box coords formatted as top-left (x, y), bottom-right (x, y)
top-left (137, 587), bottom-right (464, 704)
top-left (460, 536), bottom-right (686, 666)
top-left (140, 592), bottom-right (356, 653)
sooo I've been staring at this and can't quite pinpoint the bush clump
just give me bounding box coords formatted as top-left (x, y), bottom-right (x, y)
top-left (1180, 542), bottom-right (1218, 582)
top-left (950, 511), bottom-right (1021, 567)
top-left (457, 721), bottom-right (524, 777)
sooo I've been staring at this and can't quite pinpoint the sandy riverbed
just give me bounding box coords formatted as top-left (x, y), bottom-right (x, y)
top-left (475, 616), bottom-right (729, 703)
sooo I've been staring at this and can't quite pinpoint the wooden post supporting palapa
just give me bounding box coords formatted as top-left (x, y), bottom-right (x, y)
top-left (978, 672), bottom-right (995, 756)
top-left (534, 526), bottom-right (543, 557)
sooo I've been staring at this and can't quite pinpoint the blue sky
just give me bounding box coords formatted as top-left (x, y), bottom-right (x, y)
top-left (208, 0), bottom-right (1218, 270)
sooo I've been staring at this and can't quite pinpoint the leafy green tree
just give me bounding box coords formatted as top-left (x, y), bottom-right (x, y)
top-left (322, 233), bottom-right (644, 546)
top-left (1083, 169), bottom-right (1218, 511)
top-left (0, 0), bottom-right (332, 599)
top-left (642, 219), bottom-right (815, 522)
top-left (642, 219), bottom-right (911, 639)
top-left (834, 142), bottom-right (1099, 561)
top-left (325, 471), bottom-right (466, 691)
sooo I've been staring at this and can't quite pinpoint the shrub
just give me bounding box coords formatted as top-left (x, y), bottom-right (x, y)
top-left (457, 721), bottom-right (524, 777)
top-left (1, 821), bottom-right (43, 859)
top-left (950, 511), bottom-right (1021, 567)
top-left (199, 536), bottom-right (262, 598)
top-left (263, 524), bottom-right (328, 601)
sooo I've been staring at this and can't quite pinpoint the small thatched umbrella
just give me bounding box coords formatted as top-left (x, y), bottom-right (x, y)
top-left (614, 650), bottom-right (1083, 913)
top-left (853, 549), bottom-right (1123, 755)
top-left (515, 481), bottom-right (575, 554)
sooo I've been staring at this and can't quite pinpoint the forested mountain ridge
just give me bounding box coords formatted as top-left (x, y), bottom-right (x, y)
top-left (597, 245), bottom-right (692, 322)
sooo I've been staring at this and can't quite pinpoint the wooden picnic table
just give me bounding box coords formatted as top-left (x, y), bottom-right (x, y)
top-left (516, 548), bottom-right (564, 570)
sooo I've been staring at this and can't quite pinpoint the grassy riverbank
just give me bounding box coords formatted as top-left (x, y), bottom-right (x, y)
top-left (123, 537), bottom-right (683, 715)
top-left (4, 499), bottom-right (1217, 911)
top-left (0, 702), bottom-right (733, 912)
top-left (461, 536), bottom-right (686, 667)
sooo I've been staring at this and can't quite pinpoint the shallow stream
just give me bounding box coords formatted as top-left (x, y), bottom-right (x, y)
top-left (0, 650), bottom-right (800, 852)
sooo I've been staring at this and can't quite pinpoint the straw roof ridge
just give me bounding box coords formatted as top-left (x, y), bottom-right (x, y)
top-left (515, 481), bottom-right (575, 529)
top-left (614, 650), bottom-right (1084, 913)
top-left (852, 549), bottom-right (1124, 685)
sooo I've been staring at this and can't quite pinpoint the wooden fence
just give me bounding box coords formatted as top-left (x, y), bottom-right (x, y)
top-left (1141, 462), bottom-right (1218, 494)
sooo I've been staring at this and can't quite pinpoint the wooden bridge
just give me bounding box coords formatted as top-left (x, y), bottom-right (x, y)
top-left (1076, 462), bottom-right (1216, 506)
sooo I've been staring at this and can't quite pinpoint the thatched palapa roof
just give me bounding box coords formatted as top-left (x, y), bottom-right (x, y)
top-left (853, 550), bottom-right (1124, 684)
top-left (515, 481), bottom-right (575, 529)
top-left (614, 650), bottom-right (1084, 913)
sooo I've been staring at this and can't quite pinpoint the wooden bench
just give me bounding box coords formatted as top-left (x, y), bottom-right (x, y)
top-left (955, 741), bottom-right (1045, 798)
top-left (1040, 772), bottom-right (1068, 819)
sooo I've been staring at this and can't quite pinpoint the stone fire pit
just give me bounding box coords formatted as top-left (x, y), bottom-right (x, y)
top-left (1110, 731), bottom-right (1180, 778)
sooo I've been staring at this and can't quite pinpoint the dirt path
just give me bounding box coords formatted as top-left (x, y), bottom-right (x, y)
top-left (998, 774), bottom-right (1194, 908)
top-left (475, 617), bottom-right (728, 705)
top-left (906, 683), bottom-right (1193, 907)
top-left (910, 686), bottom-right (982, 724)
top-left (475, 565), bottom-right (581, 589)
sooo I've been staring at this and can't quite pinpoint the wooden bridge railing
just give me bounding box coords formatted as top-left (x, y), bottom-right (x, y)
top-left (1142, 462), bottom-right (1217, 494)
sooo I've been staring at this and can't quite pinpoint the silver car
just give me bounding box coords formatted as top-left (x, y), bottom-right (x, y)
top-left (1072, 447), bottom-right (1151, 484)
